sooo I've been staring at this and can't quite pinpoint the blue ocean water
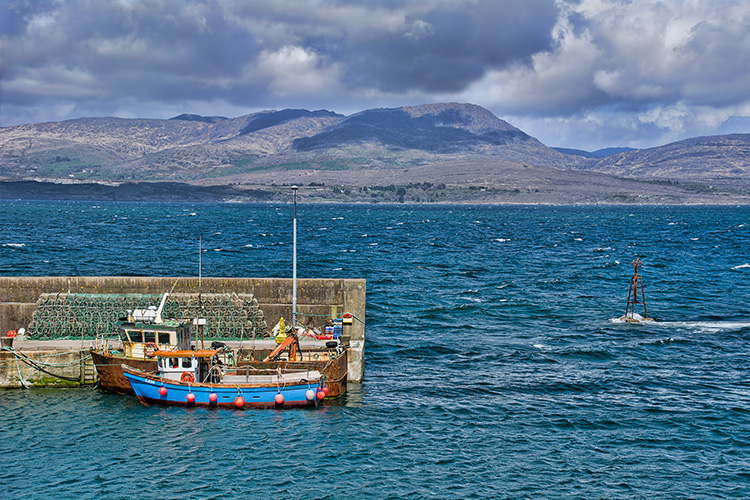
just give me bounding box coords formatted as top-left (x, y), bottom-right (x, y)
top-left (1, 201), bottom-right (750, 499)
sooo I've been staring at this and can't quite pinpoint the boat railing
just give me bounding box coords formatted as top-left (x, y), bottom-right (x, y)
top-left (92, 333), bottom-right (122, 353)
top-left (220, 364), bottom-right (322, 385)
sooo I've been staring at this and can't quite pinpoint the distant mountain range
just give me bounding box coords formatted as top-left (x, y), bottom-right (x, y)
top-left (552, 147), bottom-right (636, 159)
top-left (1, 103), bottom-right (748, 204)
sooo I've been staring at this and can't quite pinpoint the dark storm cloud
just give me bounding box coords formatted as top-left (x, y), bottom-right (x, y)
top-left (0, 0), bottom-right (557, 120)
top-left (1, 0), bottom-right (263, 105)
top-left (334, 1), bottom-right (558, 93)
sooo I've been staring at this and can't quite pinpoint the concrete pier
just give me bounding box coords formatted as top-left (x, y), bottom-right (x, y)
top-left (0, 338), bottom-right (97, 388)
top-left (0, 276), bottom-right (366, 387)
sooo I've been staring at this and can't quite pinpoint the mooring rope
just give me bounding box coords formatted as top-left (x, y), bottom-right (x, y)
top-left (13, 349), bottom-right (32, 388)
top-left (1, 347), bottom-right (91, 382)
top-left (325, 369), bottom-right (348, 384)
top-left (0, 348), bottom-right (92, 367)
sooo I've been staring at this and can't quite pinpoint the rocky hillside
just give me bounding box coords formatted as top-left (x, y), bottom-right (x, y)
top-left (0, 103), bottom-right (580, 183)
top-left (553, 147), bottom-right (636, 159)
top-left (579, 134), bottom-right (750, 181)
top-left (1, 103), bottom-right (749, 203)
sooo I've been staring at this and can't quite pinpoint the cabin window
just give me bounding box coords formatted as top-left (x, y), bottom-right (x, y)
top-left (182, 358), bottom-right (193, 369)
top-left (128, 330), bottom-right (143, 343)
top-left (158, 332), bottom-right (171, 344)
top-left (169, 358), bottom-right (179, 369)
top-left (144, 332), bottom-right (156, 343)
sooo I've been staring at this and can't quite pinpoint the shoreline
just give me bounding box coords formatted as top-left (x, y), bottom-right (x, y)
top-left (2, 179), bottom-right (749, 205)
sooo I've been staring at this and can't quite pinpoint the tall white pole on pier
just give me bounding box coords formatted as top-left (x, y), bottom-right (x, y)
top-left (198, 235), bottom-right (204, 349)
top-left (292, 185), bottom-right (298, 329)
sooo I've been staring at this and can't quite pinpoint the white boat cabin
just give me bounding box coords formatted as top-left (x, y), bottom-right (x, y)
top-left (118, 319), bottom-right (193, 358)
top-left (156, 350), bottom-right (221, 384)
top-left (115, 292), bottom-right (195, 358)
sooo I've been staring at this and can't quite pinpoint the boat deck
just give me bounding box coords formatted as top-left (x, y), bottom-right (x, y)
top-left (222, 370), bottom-right (322, 385)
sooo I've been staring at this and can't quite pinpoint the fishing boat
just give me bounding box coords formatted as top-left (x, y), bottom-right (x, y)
top-left (90, 293), bottom-right (196, 395)
top-left (92, 310), bottom-right (348, 398)
top-left (122, 348), bottom-right (326, 408)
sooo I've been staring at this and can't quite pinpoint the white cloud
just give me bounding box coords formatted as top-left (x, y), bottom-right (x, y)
top-left (639, 102), bottom-right (691, 131)
top-left (27, 13), bottom-right (56, 31)
top-left (506, 98), bottom-right (750, 151)
top-left (455, 0), bottom-right (750, 148)
top-left (404, 20), bottom-right (434, 41)
top-left (256, 46), bottom-right (341, 96)
top-left (2, 65), bottom-right (103, 99)
top-left (459, 10), bottom-right (603, 114)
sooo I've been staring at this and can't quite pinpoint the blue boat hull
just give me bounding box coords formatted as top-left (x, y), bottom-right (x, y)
top-left (122, 368), bottom-right (321, 409)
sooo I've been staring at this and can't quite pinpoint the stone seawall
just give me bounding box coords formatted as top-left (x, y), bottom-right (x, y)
top-left (0, 276), bottom-right (366, 384)
top-left (0, 340), bottom-right (95, 388)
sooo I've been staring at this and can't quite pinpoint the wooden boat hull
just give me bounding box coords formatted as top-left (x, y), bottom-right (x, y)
top-left (90, 349), bottom-right (155, 395)
top-left (93, 347), bottom-right (348, 398)
top-left (122, 365), bottom-right (322, 409)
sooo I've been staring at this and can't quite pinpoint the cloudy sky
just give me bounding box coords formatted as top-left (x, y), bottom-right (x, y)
top-left (2, 0), bottom-right (749, 150)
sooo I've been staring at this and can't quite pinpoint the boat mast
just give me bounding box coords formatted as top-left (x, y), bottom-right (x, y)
top-left (292, 185), bottom-right (298, 330)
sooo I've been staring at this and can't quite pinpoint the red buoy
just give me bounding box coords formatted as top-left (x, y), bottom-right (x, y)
top-left (275, 393), bottom-right (284, 405)
top-left (6, 330), bottom-right (17, 338)
top-left (317, 390), bottom-right (325, 400)
top-left (234, 396), bottom-right (245, 409)
top-left (209, 392), bottom-right (218, 403)
top-left (158, 386), bottom-right (167, 396)
top-left (322, 387), bottom-right (329, 396)
top-left (187, 392), bottom-right (195, 403)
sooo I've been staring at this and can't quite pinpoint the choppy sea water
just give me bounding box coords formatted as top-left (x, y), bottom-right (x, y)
top-left (1, 201), bottom-right (750, 499)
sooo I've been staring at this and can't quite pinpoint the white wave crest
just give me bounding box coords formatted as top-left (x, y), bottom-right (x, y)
top-left (609, 313), bottom-right (653, 324)
top-left (657, 321), bottom-right (750, 333)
